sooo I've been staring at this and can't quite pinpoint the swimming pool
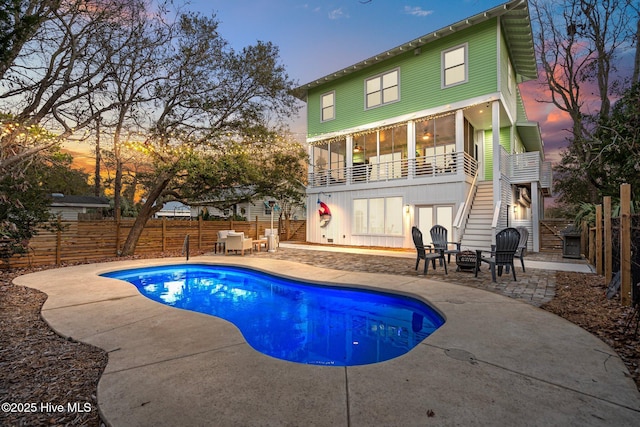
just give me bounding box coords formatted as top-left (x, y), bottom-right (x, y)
top-left (101, 264), bottom-right (445, 366)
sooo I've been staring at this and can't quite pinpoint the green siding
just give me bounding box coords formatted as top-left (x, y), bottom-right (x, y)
top-left (500, 127), bottom-right (511, 152)
top-left (484, 130), bottom-right (493, 180)
top-left (483, 126), bottom-right (512, 180)
top-left (500, 32), bottom-right (517, 120)
top-left (307, 19), bottom-right (499, 138)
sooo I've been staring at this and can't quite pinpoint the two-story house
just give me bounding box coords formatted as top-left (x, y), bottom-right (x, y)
top-left (295, 0), bottom-right (551, 253)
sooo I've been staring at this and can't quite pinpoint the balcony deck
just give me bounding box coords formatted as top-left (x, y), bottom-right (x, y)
top-left (309, 152), bottom-right (478, 188)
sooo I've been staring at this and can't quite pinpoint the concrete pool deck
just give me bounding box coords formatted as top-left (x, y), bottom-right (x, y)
top-left (14, 254), bottom-right (640, 426)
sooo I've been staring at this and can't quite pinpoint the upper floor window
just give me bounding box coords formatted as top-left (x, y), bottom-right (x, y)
top-left (365, 69), bottom-right (399, 109)
top-left (321, 91), bottom-right (335, 122)
top-left (442, 44), bottom-right (467, 88)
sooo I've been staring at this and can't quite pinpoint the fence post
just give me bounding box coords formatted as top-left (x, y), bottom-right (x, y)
top-left (115, 219), bottom-right (121, 255)
top-left (596, 204), bottom-right (603, 275)
top-left (589, 227), bottom-right (596, 265)
top-left (603, 196), bottom-right (612, 283)
top-left (620, 183), bottom-right (632, 306)
top-left (581, 220), bottom-right (588, 257)
top-left (162, 217), bottom-right (167, 252)
top-left (255, 216), bottom-right (259, 239)
top-left (198, 216), bottom-right (202, 250)
top-left (55, 217), bottom-right (62, 265)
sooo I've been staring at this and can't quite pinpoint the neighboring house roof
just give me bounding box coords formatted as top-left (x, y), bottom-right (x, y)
top-left (155, 201), bottom-right (192, 217)
top-left (295, 0), bottom-right (536, 96)
top-left (49, 194), bottom-right (110, 208)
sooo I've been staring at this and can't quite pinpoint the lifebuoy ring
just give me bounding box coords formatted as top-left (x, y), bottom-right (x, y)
top-left (318, 201), bottom-right (331, 227)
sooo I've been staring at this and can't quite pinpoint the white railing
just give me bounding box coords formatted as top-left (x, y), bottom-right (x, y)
top-left (453, 166), bottom-right (479, 240)
top-left (509, 152), bottom-right (540, 184)
top-left (507, 152), bottom-right (553, 190)
top-left (499, 147), bottom-right (510, 178)
top-left (491, 200), bottom-right (502, 246)
top-left (308, 151), bottom-right (477, 188)
top-left (541, 161), bottom-right (552, 189)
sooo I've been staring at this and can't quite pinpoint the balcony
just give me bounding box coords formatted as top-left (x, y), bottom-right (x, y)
top-left (507, 151), bottom-right (552, 190)
top-left (308, 152), bottom-right (478, 188)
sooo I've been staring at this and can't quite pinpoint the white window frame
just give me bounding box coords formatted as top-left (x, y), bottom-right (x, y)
top-left (365, 68), bottom-right (400, 109)
top-left (352, 196), bottom-right (403, 236)
top-left (442, 44), bottom-right (468, 88)
top-left (321, 91), bottom-right (335, 122)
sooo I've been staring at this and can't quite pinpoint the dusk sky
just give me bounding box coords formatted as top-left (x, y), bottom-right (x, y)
top-left (186, 0), bottom-right (571, 164)
top-left (61, 0), bottom-right (585, 171)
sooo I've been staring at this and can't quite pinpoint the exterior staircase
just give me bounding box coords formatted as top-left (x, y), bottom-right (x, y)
top-left (459, 181), bottom-right (494, 251)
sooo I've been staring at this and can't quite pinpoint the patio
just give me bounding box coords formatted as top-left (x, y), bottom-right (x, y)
top-left (12, 249), bottom-right (640, 426)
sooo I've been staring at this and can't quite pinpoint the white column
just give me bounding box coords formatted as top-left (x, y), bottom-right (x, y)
top-left (407, 121), bottom-right (415, 180)
top-left (346, 135), bottom-right (353, 184)
top-left (492, 100), bottom-right (501, 208)
top-left (455, 109), bottom-right (464, 176)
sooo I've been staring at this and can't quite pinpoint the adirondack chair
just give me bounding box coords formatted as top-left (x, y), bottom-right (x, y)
top-left (514, 226), bottom-right (529, 272)
top-left (430, 225), bottom-right (461, 264)
top-left (412, 226), bottom-right (447, 275)
top-left (475, 227), bottom-right (520, 282)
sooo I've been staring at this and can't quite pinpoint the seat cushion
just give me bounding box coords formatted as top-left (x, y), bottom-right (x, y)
top-left (217, 230), bottom-right (235, 240)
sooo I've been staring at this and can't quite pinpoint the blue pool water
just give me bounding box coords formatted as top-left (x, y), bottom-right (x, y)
top-left (101, 264), bottom-right (445, 366)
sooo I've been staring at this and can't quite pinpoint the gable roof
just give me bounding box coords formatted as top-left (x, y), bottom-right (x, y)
top-left (295, 0), bottom-right (536, 97)
top-left (49, 194), bottom-right (110, 208)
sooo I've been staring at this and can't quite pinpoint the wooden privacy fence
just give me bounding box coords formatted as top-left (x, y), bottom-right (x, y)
top-left (4, 217), bottom-right (306, 269)
top-left (583, 184), bottom-right (635, 306)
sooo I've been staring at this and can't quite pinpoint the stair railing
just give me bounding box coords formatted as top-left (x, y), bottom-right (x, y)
top-left (453, 167), bottom-right (479, 242)
top-left (182, 234), bottom-right (190, 261)
top-left (491, 201), bottom-right (501, 246)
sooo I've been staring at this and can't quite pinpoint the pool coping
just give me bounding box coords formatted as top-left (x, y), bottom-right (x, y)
top-left (14, 255), bottom-right (640, 426)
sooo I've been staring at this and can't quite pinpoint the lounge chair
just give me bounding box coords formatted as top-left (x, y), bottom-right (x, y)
top-left (475, 227), bottom-right (520, 282)
top-left (215, 229), bottom-right (235, 253)
top-left (225, 232), bottom-right (253, 256)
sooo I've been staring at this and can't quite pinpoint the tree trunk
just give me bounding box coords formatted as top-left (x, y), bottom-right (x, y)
top-left (120, 171), bottom-right (174, 256)
top-left (633, 17), bottom-right (640, 84)
top-left (114, 158), bottom-right (122, 221)
top-left (94, 118), bottom-right (101, 197)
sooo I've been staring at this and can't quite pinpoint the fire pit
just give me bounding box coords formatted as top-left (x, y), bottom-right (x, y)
top-left (456, 250), bottom-right (477, 272)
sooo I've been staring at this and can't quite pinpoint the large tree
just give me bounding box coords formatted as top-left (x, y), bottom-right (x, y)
top-left (0, 0), bottom-right (155, 254)
top-left (584, 82), bottom-right (640, 198)
top-left (531, 0), bottom-right (637, 206)
top-left (0, 0), bottom-right (146, 175)
top-left (117, 13), bottom-right (300, 255)
top-left (0, 0), bottom-right (61, 80)
top-left (1, 140), bottom-right (90, 260)
top-left (1, 1), bottom-right (302, 257)
top-left (91, 0), bottom-right (173, 221)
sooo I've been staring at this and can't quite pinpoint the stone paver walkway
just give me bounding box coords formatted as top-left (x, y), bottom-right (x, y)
top-left (249, 245), bottom-right (592, 307)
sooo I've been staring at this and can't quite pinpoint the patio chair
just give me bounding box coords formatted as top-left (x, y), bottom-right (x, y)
top-left (215, 229), bottom-right (235, 254)
top-left (475, 227), bottom-right (520, 282)
top-left (412, 226), bottom-right (447, 275)
top-left (514, 226), bottom-right (529, 272)
top-left (225, 232), bottom-right (253, 256)
top-left (430, 225), bottom-right (461, 264)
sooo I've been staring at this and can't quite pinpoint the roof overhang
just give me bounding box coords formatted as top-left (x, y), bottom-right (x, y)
top-left (50, 203), bottom-right (111, 208)
top-left (516, 121), bottom-right (544, 153)
top-left (294, 0), bottom-right (536, 99)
